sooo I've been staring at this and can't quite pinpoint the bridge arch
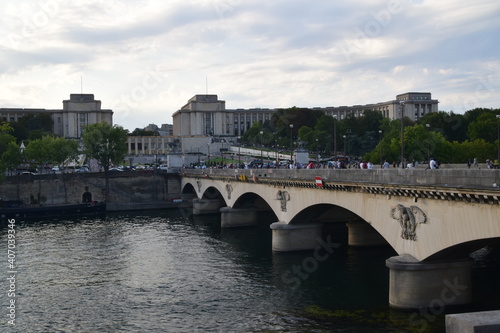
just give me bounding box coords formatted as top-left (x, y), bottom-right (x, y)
top-left (202, 186), bottom-right (225, 202)
top-left (289, 203), bottom-right (360, 225)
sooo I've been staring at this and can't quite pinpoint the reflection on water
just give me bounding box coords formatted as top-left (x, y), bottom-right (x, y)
top-left (0, 210), bottom-right (498, 332)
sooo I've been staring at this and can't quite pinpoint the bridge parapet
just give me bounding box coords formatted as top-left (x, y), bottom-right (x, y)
top-left (182, 168), bottom-right (500, 190)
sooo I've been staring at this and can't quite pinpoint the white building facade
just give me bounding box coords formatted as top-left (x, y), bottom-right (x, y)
top-left (1, 94), bottom-right (113, 138)
top-left (172, 92), bottom-right (439, 137)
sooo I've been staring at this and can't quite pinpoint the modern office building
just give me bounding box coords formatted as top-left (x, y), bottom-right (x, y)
top-left (172, 92), bottom-right (439, 137)
top-left (0, 94), bottom-right (113, 138)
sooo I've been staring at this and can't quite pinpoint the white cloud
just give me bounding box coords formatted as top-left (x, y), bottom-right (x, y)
top-left (1, 0), bottom-right (499, 131)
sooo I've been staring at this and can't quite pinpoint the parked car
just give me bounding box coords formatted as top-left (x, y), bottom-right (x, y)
top-left (51, 166), bottom-right (62, 172)
top-left (159, 164), bottom-right (169, 170)
top-left (76, 167), bottom-right (89, 173)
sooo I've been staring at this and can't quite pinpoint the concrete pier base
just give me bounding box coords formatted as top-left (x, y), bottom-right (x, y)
top-left (220, 207), bottom-right (258, 228)
top-left (270, 222), bottom-right (323, 252)
top-left (346, 220), bottom-right (387, 246)
top-left (386, 255), bottom-right (472, 309)
top-left (446, 310), bottom-right (500, 333)
top-left (192, 198), bottom-right (224, 215)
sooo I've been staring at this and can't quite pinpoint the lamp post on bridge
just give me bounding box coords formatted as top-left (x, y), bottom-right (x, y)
top-left (496, 115), bottom-right (500, 168)
top-left (332, 115), bottom-right (337, 156)
top-left (399, 100), bottom-right (405, 169)
top-left (260, 131), bottom-right (264, 165)
top-left (426, 123), bottom-right (431, 163)
top-left (343, 135), bottom-right (346, 155)
top-left (207, 143), bottom-right (210, 167)
top-left (378, 130), bottom-right (382, 166)
top-left (289, 124), bottom-right (294, 163)
top-left (237, 136), bottom-right (241, 168)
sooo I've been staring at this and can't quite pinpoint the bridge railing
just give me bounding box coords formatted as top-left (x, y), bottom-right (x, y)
top-left (182, 168), bottom-right (500, 190)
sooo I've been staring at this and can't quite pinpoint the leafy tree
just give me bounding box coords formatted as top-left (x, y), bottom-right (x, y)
top-left (82, 123), bottom-right (128, 201)
top-left (50, 137), bottom-right (79, 169)
top-left (24, 137), bottom-right (52, 171)
top-left (241, 121), bottom-right (263, 145)
top-left (419, 111), bottom-right (467, 142)
top-left (467, 112), bottom-right (499, 142)
top-left (1, 142), bottom-right (23, 172)
top-left (130, 128), bottom-right (159, 136)
top-left (449, 139), bottom-right (496, 164)
top-left (10, 114), bottom-right (53, 141)
top-left (0, 122), bottom-right (16, 156)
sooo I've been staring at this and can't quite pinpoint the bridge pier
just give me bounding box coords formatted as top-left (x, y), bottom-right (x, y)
top-left (220, 207), bottom-right (258, 228)
top-left (386, 255), bottom-right (472, 309)
top-left (192, 198), bottom-right (224, 215)
top-left (346, 220), bottom-right (387, 246)
top-left (270, 222), bottom-right (323, 252)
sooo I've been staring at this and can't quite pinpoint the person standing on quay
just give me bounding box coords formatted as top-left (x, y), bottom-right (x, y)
top-left (82, 186), bottom-right (93, 203)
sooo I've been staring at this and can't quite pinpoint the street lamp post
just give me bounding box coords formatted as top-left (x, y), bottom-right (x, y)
top-left (207, 144), bottom-right (210, 167)
top-left (289, 124), bottom-right (294, 163)
top-left (496, 115), bottom-right (500, 167)
top-left (237, 137), bottom-right (241, 168)
top-left (344, 129), bottom-right (351, 156)
top-left (332, 116), bottom-right (337, 155)
top-left (378, 130), bottom-right (382, 166)
top-left (426, 123), bottom-right (431, 162)
top-left (316, 138), bottom-right (319, 162)
top-left (399, 100), bottom-right (405, 169)
top-left (260, 131), bottom-right (264, 165)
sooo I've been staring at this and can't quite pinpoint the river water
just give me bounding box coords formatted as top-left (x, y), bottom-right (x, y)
top-left (1, 210), bottom-right (499, 332)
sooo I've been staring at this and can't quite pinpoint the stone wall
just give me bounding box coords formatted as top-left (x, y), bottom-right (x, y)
top-left (0, 172), bottom-right (181, 205)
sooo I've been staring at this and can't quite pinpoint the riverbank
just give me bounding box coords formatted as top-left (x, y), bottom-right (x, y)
top-left (0, 172), bottom-right (183, 211)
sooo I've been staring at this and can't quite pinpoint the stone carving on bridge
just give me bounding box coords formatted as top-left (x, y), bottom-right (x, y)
top-left (226, 184), bottom-right (233, 199)
top-left (391, 204), bottom-right (427, 241)
top-left (196, 180), bottom-right (202, 193)
top-left (276, 190), bottom-right (290, 212)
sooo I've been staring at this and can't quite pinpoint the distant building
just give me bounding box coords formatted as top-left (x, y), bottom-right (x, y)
top-left (172, 92), bottom-right (439, 137)
top-left (144, 123), bottom-right (160, 132)
top-left (0, 94), bottom-right (113, 138)
top-left (160, 124), bottom-right (173, 136)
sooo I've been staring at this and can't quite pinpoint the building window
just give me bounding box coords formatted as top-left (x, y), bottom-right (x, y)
top-left (205, 113), bottom-right (213, 135)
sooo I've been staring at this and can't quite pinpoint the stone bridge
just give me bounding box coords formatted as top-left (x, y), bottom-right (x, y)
top-left (181, 168), bottom-right (500, 309)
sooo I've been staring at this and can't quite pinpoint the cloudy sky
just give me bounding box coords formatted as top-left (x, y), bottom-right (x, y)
top-left (1, 0), bottom-right (499, 131)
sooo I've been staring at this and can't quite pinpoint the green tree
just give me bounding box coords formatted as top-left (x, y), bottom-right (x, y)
top-left (130, 128), bottom-right (159, 136)
top-left (0, 122), bottom-right (16, 156)
top-left (1, 142), bottom-right (23, 172)
top-left (419, 111), bottom-right (468, 142)
top-left (25, 137), bottom-right (52, 172)
top-left (11, 114), bottom-right (53, 141)
top-left (81, 123), bottom-right (128, 201)
top-left (449, 139), bottom-right (496, 164)
top-left (467, 112), bottom-right (499, 142)
top-left (50, 137), bottom-right (79, 169)
top-left (241, 121), bottom-right (264, 145)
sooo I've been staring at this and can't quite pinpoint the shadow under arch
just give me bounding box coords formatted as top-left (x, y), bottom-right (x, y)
top-left (424, 237), bottom-right (500, 261)
top-left (289, 203), bottom-right (361, 225)
top-left (232, 192), bottom-right (278, 223)
top-left (202, 186), bottom-right (223, 199)
top-left (181, 183), bottom-right (197, 196)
